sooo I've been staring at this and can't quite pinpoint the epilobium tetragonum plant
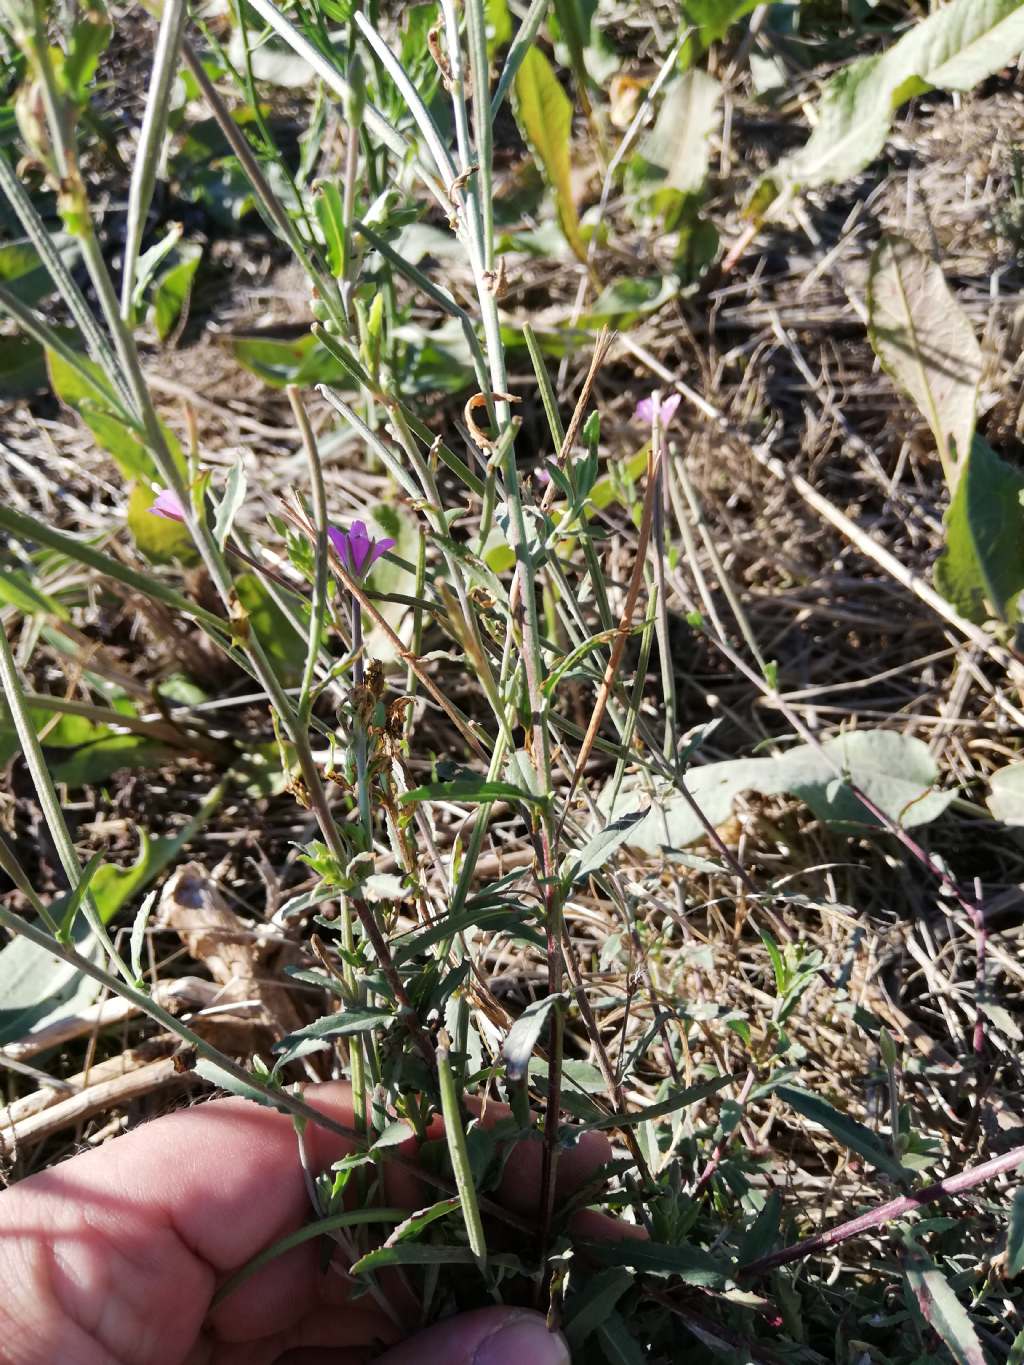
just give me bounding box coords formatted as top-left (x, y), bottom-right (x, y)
top-left (2, 2), bottom-right (1024, 1361)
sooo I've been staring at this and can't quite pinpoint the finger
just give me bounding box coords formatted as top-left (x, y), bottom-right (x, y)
top-left (202, 1301), bottom-right (398, 1365)
top-left (0, 1082), bottom-right (360, 1364)
top-left (376, 1307), bottom-right (569, 1365)
top-left (469, 1098), bottom-right (613, 1215)
top-left (569, 1207), bottom-right (649, 1241)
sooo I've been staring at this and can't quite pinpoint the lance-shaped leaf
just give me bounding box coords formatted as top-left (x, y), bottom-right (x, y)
top-left (867, 235), bottom-right (981, 484)
top-left (778, 1085), bottom-right (909, 1181)
top-left (513, 47), bottom-right (585, 261)
top-left (503, 992), bottom-right (568, 1081)
top-left (934, 435), bottom-right (1024, 624)
top-left (905, 1246), bottom-right (987, 1365)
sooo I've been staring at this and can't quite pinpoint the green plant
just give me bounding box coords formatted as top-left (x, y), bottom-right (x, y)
top-left (2, 2), bottom-right (1024, 1361)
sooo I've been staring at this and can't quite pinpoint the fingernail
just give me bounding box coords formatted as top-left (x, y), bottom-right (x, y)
top-left (473, 1314), bottom-right (570, 1365)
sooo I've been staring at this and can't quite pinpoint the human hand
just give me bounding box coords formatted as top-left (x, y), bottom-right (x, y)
top-left (0, 1083), bottom-right (629, 1365)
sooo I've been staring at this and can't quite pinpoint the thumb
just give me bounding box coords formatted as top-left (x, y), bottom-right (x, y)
top-left (376, 1307), bottom-right (570, 1365)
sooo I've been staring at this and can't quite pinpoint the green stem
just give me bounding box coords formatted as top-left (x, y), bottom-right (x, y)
top-left (120, 0), bottom-right (188, 319)
top-left (0, 626), bottom-right (131, 974)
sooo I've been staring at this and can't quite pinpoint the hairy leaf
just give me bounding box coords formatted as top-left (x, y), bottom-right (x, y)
top-left (503, 992), bottom-right (568, 1080)
top-left (402, 778), bottom-right (545, 806)
top-left (581, 1238), bottom-right (730, 1287)
top-left (988, 762), bottom-right (1024, 827)
top-left (867, 235), bottom-right (981, 481)
top-left (639, 70), bottom-right (721, 194)
top-left (561, 811), bottom-right (645, 887)
top-left (758, 0), bottom-right (1024, 211)
top-left (605, 730), bottom-right (952, 853)
top-left (565, 1268), bottom-right (635, 1349)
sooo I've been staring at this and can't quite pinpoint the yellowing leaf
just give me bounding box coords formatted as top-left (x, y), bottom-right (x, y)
top-left (127, 483), bottom-right (199, 566)
top-left (640, 70), bottom-right (721, 194)
top-left (867, 234), bottom-right (981, 485)
top-left (513, 47), bottom-right (585, 262)
top-left (47, 347), bottom-right (186, 481)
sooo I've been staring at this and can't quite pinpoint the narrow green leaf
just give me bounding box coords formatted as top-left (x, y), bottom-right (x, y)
top-left (581, 1238), bottom-right (730, 1288)
top-left (131, 224), bottom-right (184, 312)
top-left (503, 992), bottom-right (569, 1081)
top-left (401, 778), bottom-right (545, 806)
top-left (130, 889), bottom-right (158, 982)
top-left (513, 47), bottom-right (585, 261)
top-left (737, 1191), bottom-right (782, 1267)
top-left (213, 458), bottom-right (248, 550)
top-left (596, 1311), bottom-right (648, 1365)
top-left (778, 1085), bottom-right (909, 1181)
top-left (385, 1197), bottom-right (462, 1244)
top-left (580, 1074), bottom-right (733, 1132)
top-left (0, 504), bottom-right (228, 638)
top-left (351, 1245), bottom-right (484, 1274)
top-left (905, 1249), bottom-right (987, 1365)
top-left (152, 244), bottom-right (202, 342)
top-left (314, 181), bottom-right (346, 277)
top-left (565, 1267), bottom-right (634, 1348)
top-left (57, 852), bottom-right (105, 942)
top-left (0, 568), bottom-right (70, 621)
top-left (1008, 1187), bottom-right (1024, 1278)
top-left (392, 907), bottom-right (544, 965)
top-left (438, 1040), bottom-right (487, 1264)
top-left (273, 1008), bottom-right (394, 1051)
top-left (560, 811), bottom-right (645, 887)
top-left (213, 1207), bottom-right (405, 1307)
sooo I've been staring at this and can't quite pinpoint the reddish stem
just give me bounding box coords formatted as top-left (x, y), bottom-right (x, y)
top-left (740, 1141), bottom-right (1024, 1277)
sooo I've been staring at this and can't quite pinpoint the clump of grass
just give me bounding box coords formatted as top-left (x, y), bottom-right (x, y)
top-left (2, 2), bottom-right (1024, 1362)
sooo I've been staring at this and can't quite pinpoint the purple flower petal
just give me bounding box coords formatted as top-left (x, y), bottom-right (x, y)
top-left (366, 537), bottom-right (396, 569)
top-left (328, 522), bottom-right (395, 579)
top-left (634, 392), bottom-right (681, 428)
top-left (149, 488), bottom-right (187, 522)
top-left (660, 392), bottom-right (681, 424)
top-left (347, 521), bottom-right (372, 575)
top-left (327, 526), bottom-right (350, 569)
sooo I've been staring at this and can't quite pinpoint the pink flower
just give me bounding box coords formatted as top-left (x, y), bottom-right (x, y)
top-left (149, 488), bottom-right (187, 522)
top-left (328, 521), bottom-right (395, 577)
top-left (634, 392), bottom-right (681, 428)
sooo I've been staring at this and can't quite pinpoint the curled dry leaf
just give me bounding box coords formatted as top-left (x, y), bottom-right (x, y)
top-left (463, 390), bottom-right (520, 450)
top-left (158, 862), bottom-right (306, 1042)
